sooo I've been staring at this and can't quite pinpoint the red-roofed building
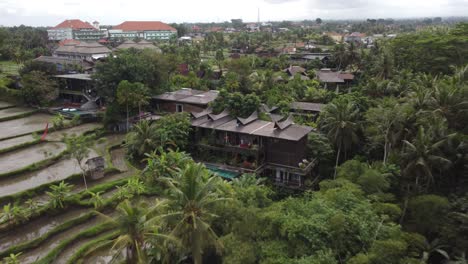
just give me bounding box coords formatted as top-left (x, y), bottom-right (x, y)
top-left (58, 39), bottom-right (81, 46)
top-left (109, 21), bottom-right (177, 40)
top-left (48, 19), bottom-right (106, 41)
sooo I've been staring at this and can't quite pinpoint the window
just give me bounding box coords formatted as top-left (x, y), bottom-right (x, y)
top-left (176, 104), bottom-right (183, 112)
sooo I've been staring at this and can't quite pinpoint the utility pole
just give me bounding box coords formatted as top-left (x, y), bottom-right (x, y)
top-left (257, 7), bottom-right (260, 26)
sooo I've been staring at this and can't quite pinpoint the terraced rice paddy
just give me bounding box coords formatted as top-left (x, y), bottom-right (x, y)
top-left (0, 105), bottom-right (136, 263)
top-left (0, 123), bottom-right (102, 152)
top-left (0, 142), bottom-right (67, 174)
top-left (0, 151), bottom-right (97, 197)
top-left (0, 209), bottom-right (89, 252)
top-left (0, 107), bottom-right (35, 120)
top-left (0, 113), bottom-right (52, 140)
top-left (0, 102), bottom-right (14, 110)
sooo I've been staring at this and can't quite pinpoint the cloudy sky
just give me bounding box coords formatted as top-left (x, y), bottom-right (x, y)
top-left (0, 0), bottom-right (467, 26)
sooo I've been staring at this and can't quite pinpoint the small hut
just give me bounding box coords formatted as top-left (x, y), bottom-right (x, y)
top-left (85, 156), bottom-right (105, 180)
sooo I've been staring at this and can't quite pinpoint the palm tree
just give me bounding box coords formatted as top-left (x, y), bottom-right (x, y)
top-left (419, 238), bottom-right (449, 263)
top-left (46, 181), bottom-right (73, 209)
top-left (430, 81), bottom-right (467, 130)
top-left (125, 120), bottom-right (158, 159)
top-left (0, 204), bottom-right (14, 224)
top-left (2, 252), bottom-right (22, 264)
top-left (401, 126), bottom-right (452, 190)
top-left (88, 191), bottom-right (104, 209)
top-left (162, 163), bottom-right (226, 264)
top-left (320, 100), bottom-right (360, 178)
top-left (96, 199), bottom-right (175, 264)
top-left (232, 173), bottom-right (265, 188)
top-left (142, 149), bottom-right (192, 184)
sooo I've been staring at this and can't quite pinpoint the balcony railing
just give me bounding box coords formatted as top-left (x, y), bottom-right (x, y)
top-left (273, 178), bottom-right (305, 189)
top-left (196, 142), bottom-right (261, 155)
top-left (264, 159), bottom-right (316, 176)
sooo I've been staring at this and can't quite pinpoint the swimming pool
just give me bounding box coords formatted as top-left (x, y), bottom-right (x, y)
top-left (206, 165), bottom-right (240, 180)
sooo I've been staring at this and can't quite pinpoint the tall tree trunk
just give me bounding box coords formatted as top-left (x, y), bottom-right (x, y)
top-left (138, 101), bottom-right (141, 120)
top-left (334, 143), bottom-right (342, 179)
top-left (126, 102), bottom-right (129, 132)
top-left (78, 163), bottom-right (88, 190)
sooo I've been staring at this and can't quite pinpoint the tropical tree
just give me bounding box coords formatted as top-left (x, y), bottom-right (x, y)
top-left (65, 134), bottom-right (92, 189)
top-left (125, 120), bottom-right (158, 160)
top-left (88, 191), bottom-right (104, 209)
top-left (126, 113), bottom-right (192, 160)
top-left (142, 149), bottom-right (193, 184)
top-left (0, 204), bottom-right (14, 224)
top-left (320, 99), bottom-right (360, 177)
top-left (46, 181), bottom-right (73, 209)
top-left (401, 127), bottom-right (452, 191)
top-left (20, 71), bottom-right (59, 106)
top-left (215, 49), bottom-right (224, 72)
top-left (96, 199), bottom-right (175, 264)
top-left (365, 97), bottom-right (406, 164)
top-left (163, 163), bottom-right (226, 264)
top-left (117, 80), bottom-right (149, 131)
top-left (1, 252), bottom-right (22, 264)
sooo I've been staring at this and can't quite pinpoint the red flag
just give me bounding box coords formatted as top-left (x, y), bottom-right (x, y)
top-left (40, 123), bottom-right (49, 141)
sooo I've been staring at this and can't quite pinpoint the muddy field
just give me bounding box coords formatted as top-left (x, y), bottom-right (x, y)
top-left (0, 113), bottom-right (52, 140)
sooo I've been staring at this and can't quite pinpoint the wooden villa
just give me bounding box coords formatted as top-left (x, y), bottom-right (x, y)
top-left (150, 88), bottom-right (317, 188)
top-left (190, 109), bottom-right (315, 188)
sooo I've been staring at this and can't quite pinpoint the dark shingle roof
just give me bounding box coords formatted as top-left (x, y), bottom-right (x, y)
top-left (34, 56), bottom-right (94, 69)
top-left (191, 111), bottom-right (312, 141)
top-left (153, 89), bottom-right (218, 106)
top-left (191, 107), bottom-right (213, 119)
top-left (290, 102), bottom-right (325, 112)
top-left (316, 69), bottom-right (354, 83)
top-left (237, 111), bottom-right (258, 125)
top-left (115, 40), bottom-right (161, 51)
top-left (54, 42), bottom-right (111, 55)
top-left (275, 115), bottom-right (294, 130)
top-left (284, 65), bottom-right (306, 76)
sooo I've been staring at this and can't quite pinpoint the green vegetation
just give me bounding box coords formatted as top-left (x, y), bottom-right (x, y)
top-left (125, 113), bottom-right (192, 160)
top-left (20, 71), bottom-right (59, 106)
top-left (0, 20), bottom-right (466, 264)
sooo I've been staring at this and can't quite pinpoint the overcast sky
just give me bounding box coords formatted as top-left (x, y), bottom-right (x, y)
top-left (0, 0), bottom-right (467, 27)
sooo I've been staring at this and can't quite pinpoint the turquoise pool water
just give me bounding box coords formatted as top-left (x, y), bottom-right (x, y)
top-left (206, 165), bottom-right (240, 180)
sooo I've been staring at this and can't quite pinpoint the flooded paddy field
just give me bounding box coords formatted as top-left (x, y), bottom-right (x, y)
top-left (0, 113), bottom-right (52, 140)
top-left (0, 208), bottom-right (89, 253)
top-left (0, 107), bottom-right (35, 119)
top-left (17, 215), bottom-right (103, 264)
top-left (0, 102), bottom-right (14, 110)
top-left (0, 150), bottom-right (98, 198)
top-left (0, 123), bottom-right (102, 152)
top-left (0, 125), bottom-right (134, 264)
top-left (0, 142), bottom-right (66, 175)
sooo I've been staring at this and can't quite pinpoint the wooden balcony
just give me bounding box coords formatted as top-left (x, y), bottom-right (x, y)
top-left (195, 143), bottom-right (262, 156)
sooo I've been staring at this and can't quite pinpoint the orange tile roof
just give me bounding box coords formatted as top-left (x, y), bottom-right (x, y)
top-left (52, 19), bottom-right (94, 29)
top-left (113, 21), bottom-right (176, 32)
top-left (58, 39), bottom-right (81, 46)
